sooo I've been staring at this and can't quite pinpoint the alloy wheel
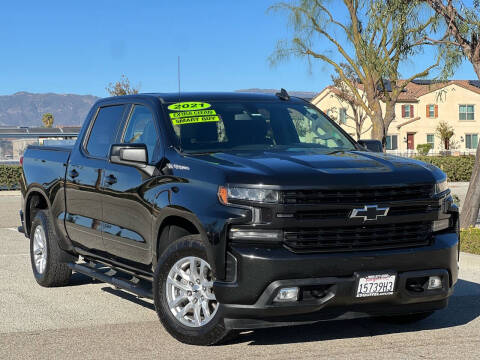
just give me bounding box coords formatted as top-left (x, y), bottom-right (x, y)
top-left (165, 256), bottom-right (218, 327)
top-left (33, 225), bottom-right (47, 274)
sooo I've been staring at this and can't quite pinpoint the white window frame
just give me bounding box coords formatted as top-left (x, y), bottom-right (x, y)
top-left (465, 133), bottom-right (478, 149)
top-left (339, 108), bottom-right (347, 124)
top-left (386, 134), bottom-right (398, 150)
top-left (426, 134), bottom-right (434, 148)
top-left (459, 104), bottom-right (475, 121)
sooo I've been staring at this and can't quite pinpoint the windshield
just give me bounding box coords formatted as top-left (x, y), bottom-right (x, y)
top-left (165, 100), bottom-right (356, 154)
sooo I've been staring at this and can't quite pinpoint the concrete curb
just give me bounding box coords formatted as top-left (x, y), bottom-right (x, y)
top-left (0, 191), bottom-right (21, 196)
top-left (460, 251), bottom-right (480, 258)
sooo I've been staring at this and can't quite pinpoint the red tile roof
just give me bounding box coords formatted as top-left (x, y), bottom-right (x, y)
top-left (319, 80), bottom-right (480, 102)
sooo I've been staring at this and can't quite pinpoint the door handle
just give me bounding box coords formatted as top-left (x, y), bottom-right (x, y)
top-left (105, 174), bottom-right (117, 185)
top-left (69, 169), bottom-right (79, 179)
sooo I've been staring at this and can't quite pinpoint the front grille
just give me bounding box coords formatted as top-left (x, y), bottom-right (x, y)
top-left (294, 204), bottom-right (440, 220)
top-left (388, 204), bottom-right (440, 216)
top-left (284, 222), bottom-right (432, 253)
top-left (283, 185), bottom-right (434, 205)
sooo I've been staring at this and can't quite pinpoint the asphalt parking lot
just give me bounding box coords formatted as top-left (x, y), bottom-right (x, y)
top-left (1, 193), bottom-right (479, 359)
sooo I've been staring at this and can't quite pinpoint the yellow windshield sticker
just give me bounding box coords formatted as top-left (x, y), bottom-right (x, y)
top-left (172, 115), bottom-right (220, 126)
top-left (169, 109), bottom-right (216, 119)
top-left (168, 102), bottom-right (211, 111)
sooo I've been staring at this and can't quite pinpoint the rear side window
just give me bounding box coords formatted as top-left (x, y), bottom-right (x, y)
top-left (122, 105), bottom-right (158, 162)
top-left (86, 105), bottom-right (125, 158)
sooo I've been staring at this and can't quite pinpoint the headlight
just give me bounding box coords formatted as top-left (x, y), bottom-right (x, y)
top-left (435, 179), bottom-right (449, 195)
top-left (218, 186), bottom-right (279, 204)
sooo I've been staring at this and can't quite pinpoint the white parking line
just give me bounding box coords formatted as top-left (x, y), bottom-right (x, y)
top-left (4, 227), bottom-right (20, 232)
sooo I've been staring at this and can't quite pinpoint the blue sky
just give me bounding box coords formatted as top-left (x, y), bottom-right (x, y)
top-left (0, 0), bottom-right (477, 97)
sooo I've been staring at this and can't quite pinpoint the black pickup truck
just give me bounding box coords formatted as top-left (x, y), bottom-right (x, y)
top-left (20, 91), bottom-right (459, 345)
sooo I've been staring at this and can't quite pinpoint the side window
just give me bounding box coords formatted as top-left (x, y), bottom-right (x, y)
top-left (123, 105), bottom-right (158, 162)
top-left (86, 105), bottom-right (125, 158)
top-left (288, 107), bottom-right (345, 148)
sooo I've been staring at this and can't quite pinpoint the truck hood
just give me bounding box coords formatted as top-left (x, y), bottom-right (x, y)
top-left (186, 149), bottom-right (444, 188)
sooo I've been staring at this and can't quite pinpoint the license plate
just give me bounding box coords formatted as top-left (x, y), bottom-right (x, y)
top-left (356, 273), bottom-right (396, 298)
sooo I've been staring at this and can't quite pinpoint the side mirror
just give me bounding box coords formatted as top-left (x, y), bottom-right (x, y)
top-left (358, 140), bottom-right (383, 152)
top-left (110, 144), bottom-right (148, 167)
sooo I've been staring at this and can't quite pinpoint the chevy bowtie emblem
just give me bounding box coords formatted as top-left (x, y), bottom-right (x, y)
top-left (350, 205), bottom-right (390, 222)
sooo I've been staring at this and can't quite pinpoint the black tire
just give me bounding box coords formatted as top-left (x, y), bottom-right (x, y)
top-left (379, 311), bottom-right (435, 324)
top-left (30, 209), bottom-right (72, 287)
top-left (153, 234), bottom-right (236, 345)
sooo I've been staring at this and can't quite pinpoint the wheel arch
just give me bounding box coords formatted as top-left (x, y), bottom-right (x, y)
top-left (25, 187), bottom-right (51, 236)
top-left (153, 207), bottom-right (211, 269)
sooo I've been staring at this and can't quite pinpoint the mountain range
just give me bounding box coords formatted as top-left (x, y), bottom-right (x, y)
top-left (0, 89), bottom-right (317, 127)
top-left (0, 92), bottom-right (99, 127)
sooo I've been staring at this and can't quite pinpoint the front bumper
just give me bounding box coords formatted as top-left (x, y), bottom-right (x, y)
top-left (214, 232), bottom-right (459, 329)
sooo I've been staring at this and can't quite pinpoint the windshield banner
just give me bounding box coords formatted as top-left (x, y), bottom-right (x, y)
top-left (171, 115), bottom-right (220, 126)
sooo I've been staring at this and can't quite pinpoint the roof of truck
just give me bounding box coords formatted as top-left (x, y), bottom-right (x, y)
top-left (101, 92), bottom-right (307, 103)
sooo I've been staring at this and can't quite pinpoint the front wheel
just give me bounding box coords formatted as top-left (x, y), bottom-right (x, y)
top-left (153, 235), bottom-right (235, 345)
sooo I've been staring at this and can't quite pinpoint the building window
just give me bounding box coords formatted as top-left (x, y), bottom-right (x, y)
top-left (339, 108), bottom-right (347, 124)
top-left (466, 134), bottom-right (478, 149)
top-left (402, 104), bottom-right (413, 118)
top-left (386, 135), bottom-right (398, 150)
top-left (459, 104), bottom-right (474, 120)
top-left (426, 104), bottom-right (438, 118)
top-left (427, 134), bottom-right (434, 148)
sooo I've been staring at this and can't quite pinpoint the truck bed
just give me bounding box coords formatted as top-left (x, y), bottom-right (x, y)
top-left (22, 145), bottom-right (72, 196)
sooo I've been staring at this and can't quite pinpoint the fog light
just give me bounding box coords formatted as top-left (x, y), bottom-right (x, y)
top-left (432, 219), bottom-right (450, 232)
top-left (274, 287), bottom-right (299, 302)
top-left (427, 276), bottom-right (443, 290)
top-left (229, 229), bottom-right (282, 242)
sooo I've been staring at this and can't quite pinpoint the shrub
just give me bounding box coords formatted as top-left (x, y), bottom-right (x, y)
top-left (0, 165), bottom-right (22, 190)
top-left (414, 156), bottom-right (475, 182)
top-left (461, 227), bottom-right (480, 255)
top-left (416, 143), bottom-right (433, 156)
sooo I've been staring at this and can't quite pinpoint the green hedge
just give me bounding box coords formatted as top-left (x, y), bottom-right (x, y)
top-left (0, 165), bottom-right (22, 190)
top-left (414, 156), bottom-right (475, 182)
top-left (416, 143), bottom-right (433, 156)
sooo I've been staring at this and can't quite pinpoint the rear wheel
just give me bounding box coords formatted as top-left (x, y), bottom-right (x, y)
top-left (30, 210), bottom-right (72, 287)
top-left (153, 235), bottom-right (235, 345)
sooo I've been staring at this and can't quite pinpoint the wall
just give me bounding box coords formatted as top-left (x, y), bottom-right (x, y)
top-left (312, 84), bottom-right (480, 154)
top-left (392, 84), bottom-right (480, 154)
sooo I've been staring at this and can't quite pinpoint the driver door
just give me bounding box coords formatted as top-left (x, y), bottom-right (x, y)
top-left (101, 104), bottom-right (161, 267)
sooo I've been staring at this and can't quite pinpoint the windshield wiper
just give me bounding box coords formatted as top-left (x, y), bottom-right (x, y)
top-left (326, 149), bottom-right (349, 155)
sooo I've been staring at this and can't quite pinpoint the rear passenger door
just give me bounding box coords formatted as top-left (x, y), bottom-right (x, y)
top-left (101, 104), bottom-right (161, 266)
top-left (64, 104), bottom-right (126, 253)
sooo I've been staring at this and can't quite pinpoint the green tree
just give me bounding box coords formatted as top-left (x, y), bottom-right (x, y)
top-left (106, 75), bottom-right (140, 96)
top-left (420, 0), bottom-right (480, 228)
top-left (270, 0), bottom-right (443, 146)
top-left (41, 113), bottom-right (54, 128)
top-left (435, 120), bottom-right (455, 150)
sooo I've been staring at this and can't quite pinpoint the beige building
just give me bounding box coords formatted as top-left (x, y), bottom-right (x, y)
top-left (312, 80), bottom-right (480, 155)
top-left (11, 139), bottom-right (39, 159)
